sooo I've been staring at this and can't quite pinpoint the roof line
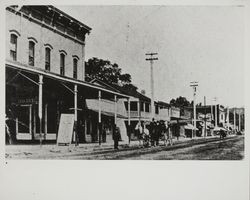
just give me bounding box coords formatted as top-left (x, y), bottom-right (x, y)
top-left (48, 6), bottom-right (91, 32)
top-left (89, 78), bottom-right (121, 93)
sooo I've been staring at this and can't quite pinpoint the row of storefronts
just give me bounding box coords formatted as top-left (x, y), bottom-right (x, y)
top-left (6, 60), bottom-right (132, 144)
top-left (5, 5), bottom-right (244, 145)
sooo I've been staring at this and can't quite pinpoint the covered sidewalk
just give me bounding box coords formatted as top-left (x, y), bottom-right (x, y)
top-left (6, 59), bottom-right (133, 145)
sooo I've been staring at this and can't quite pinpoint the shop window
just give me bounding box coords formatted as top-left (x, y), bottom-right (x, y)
top-left (60, 53), bottom-right (65, 76)
top-left (10, 34), bottom-right (17, 61)
top-left (73, 58), bottom-right (78, 79)
top-left (45, 47), bottom-right (51, 71)
top-left (28, 41), bottom-right (35, 66)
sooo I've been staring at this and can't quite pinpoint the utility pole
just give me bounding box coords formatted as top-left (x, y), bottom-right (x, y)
top-left (204, 96), bottom-right (207, 137)
top-left (211, 102), bottom-right (213, 121)
top-left (190, 81), bottom-right (198, 138)
top-left (146, 53), bottom-right (158, 120)
top-left (234, 108), bottom-right (236, 132)
top-left (239, 111), bottom-right (241, 132)
top-left (213, 97), bottom-right (218, 127)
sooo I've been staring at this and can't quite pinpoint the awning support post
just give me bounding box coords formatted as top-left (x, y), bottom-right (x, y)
top-left (38, 75), bottom-right (43, 147)
top-left (137, 101), bottom-right (140, 120)
top-left (74, 84), bottom-right (78, 146)
top-left (98, 90), bottom-right (102, 145)
top-left (128, 98), bottom-right (131, 144)
top-left (114, 95), bottom-right (117, 126)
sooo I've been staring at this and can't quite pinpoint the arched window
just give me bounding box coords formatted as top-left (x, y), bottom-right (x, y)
top-left (73, 58), bottom-right (78, 79)
top-left (60, 53), bottom-right (65, 76)
top-left (29, 41), bottom-right (35, 66)
top-left (45, 47), bottom-right (51, 71)
top-left (10, 34), bottom-right (17, 61)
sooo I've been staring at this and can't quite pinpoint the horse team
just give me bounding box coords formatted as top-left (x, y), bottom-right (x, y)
top-left (135, 118), bottom-right (173, 148)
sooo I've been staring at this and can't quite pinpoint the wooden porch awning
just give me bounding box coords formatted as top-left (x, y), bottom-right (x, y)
top-left (184, 124), bottom-right (198, 130)
top-left (6, 60), bottom-right (131, 99)
top-left (85, 99), bottom-right (128, 118)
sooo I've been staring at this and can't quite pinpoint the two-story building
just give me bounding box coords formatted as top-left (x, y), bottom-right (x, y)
top-left (5, 5), bottom-right (130, 144)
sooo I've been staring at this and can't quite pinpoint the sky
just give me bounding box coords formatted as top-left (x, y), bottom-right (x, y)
top-left (58, 5), bottom-right (245, 107)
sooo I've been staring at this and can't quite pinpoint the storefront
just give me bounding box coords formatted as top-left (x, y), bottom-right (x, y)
top-left (6, 61), bottom-right (130, 144)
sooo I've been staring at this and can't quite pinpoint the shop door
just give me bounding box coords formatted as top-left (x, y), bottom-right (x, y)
top-left (16, 105), bottom-right (32, 140)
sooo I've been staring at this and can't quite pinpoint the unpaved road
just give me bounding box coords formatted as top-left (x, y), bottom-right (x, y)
top-left (5, 136), bottom-right (244, 160)
top-left (127, 136), bottom-right (244, 160)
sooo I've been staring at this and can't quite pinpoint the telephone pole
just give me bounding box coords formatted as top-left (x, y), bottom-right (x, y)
top-left (204, 96), bottom-right (207, 137)
top-left (213, 97), bottom-right (218, 127)
top-left (146, 53), bottom-right (158, 120)
top-left (190, 81), bottom-right (198, 138)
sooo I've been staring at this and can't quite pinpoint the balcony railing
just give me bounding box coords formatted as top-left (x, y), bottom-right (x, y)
top-left (127, 110), bottom-right (170, 121)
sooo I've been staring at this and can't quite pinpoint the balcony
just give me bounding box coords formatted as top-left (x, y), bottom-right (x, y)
top-left (127, 110), bottom-right (170, 121)
top-left (127, 111), bottom-right (151, 120)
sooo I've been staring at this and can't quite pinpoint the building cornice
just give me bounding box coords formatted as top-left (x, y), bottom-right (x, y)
top-left (6, 6), bottom-right (87, 45)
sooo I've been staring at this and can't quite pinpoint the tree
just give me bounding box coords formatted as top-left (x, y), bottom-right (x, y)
top-left (122, 83), bottom-right (138, 92)
top-left (170, 96), bottom-right (191, 107)
top-left (85, 57), bottom-right (137, 91)
top-left (170, 99), bottom-right (176, 105)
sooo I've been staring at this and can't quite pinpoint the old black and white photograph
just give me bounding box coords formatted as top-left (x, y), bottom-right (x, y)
top-left (1, 2), bottom-right (250, 200)
top-left (4, 4), bottom-right (246, 160)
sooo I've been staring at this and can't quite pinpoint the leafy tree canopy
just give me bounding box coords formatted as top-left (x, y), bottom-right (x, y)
top-left (85, 57), bottom-right (137, 92)
top-left (170, 96), bottom-right (191, 107)
top-left (170, 96), bottom-right (203, 107)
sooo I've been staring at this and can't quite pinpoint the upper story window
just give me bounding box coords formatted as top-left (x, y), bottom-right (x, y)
top-left (145, 103), bottom-right (150, 112)
top-left (140, 102), bottom-right (144, 112)
top-left (73, 58), bottom-right (78, 79)
top-left (60, 53), bottom-right (65, 76)
top-left (10, 34), bottom-right (17, 61)
top-left (130, 101), bottom-right (138, 111)
top-left (155, 105), bottom-right (159, 114)
top-left (45, 47), bottom-right (51, 71)
top-left (28, 41), bottom-right (35, 66)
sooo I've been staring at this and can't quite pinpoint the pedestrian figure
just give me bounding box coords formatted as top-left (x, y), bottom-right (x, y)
top-left (150, 118), bottom-right (157, 147)
top-left (113, 126), bottom-right (121, 150)
top-left (102, 126), bottom-right (107, 143)
top-left (143, 124), bottom-right (150, 147)
top-left (5, 116), bottom-right (12, 145)
top-left (165, 122), bottom-right (173, 146)
top-left (160, 121), bottom-right (168, 146)
top-left (219, 129), bottom-right (226, 139)
top-left (157, 120), bottom-right (166, 146)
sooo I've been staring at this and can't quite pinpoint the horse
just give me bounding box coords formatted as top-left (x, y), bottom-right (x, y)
top-left (219, 129), bottom-right (226, 139)
top-left (142, 125), bottom-right (150, 147)
top-left (161, 121), bottom-right (173, 146)
top-left (135, 121), bottom-right (144, 147)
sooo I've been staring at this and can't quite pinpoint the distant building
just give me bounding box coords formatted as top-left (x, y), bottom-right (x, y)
top-left (229, 107), bottom-right (245, 131)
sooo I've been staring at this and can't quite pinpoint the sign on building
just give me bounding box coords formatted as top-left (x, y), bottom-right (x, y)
top-left (57, 114), bottom-right (75, 145)
top-left (159, 108), bottom-right (170, 121)
top-left (171, 107), bottom-right (180, 118)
